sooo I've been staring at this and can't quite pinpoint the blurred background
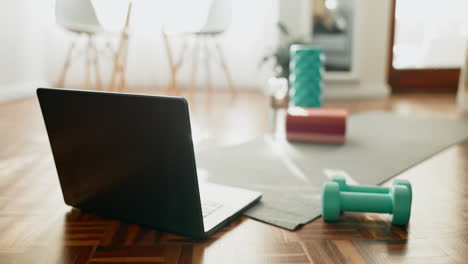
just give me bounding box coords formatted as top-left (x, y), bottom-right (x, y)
top-left (0, 0), bottom-right (467, 101)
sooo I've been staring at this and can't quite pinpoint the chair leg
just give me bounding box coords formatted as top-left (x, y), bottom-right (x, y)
top-left (109, 47), bottom-right (120, 91)
top-left (203, 37), bottom-right (212, 94)
top-left (109, 58), bottom-right (118, 92)
top-left (214, 38), bottom-right (235, 93)
top-left (118, 2), bottom-right (132, 92)
top-left (110, 41), bottom-right (123, 91)
top-left (85, 35), bottom-right (92, 90)
top-left (189, 37), bottom-right (201, 96)
top-left (56, 36), bottom-right (78, 88)
top-left (118, 39), bottom-right (129, 92)
top-left (91, 37), bottom-right (102, 90)
top-left (162, 31), bottom-right (178, 95)
top-left (110, 30), bottom-right (130, 92)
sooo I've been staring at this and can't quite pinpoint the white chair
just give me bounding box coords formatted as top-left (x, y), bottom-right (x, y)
top-left (199, 0), bottom-right (232, 34)
top-left (56, 0), bottom-right (103, 34)
top-left (162, 0), bottom-right (235, 95)
top-left (55, 0), bottom-right (132, 91)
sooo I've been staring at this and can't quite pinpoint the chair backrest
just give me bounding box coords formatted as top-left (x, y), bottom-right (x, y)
top-left (56, 0), bottom-right (101, 31)
top-left (200, 0), bottom-right (232, 33)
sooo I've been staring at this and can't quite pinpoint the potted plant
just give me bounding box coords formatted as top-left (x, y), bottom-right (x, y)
top-left (261, 23), bottom-right (308, 109)
top-left (260, 22), bottom-right (308, 79)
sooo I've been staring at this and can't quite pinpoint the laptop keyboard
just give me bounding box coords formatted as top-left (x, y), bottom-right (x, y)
top-left (201, 200), bottom-right (222, 218)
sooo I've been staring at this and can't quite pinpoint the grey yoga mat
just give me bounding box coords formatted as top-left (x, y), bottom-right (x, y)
top-left (195, 111), bottom-right (468, 230)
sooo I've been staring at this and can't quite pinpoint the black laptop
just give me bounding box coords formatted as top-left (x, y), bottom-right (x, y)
top-left (37, 88), bottom-right (261, 239)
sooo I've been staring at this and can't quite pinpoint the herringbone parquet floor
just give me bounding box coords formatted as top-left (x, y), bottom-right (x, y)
top-left (1, 91), bottom-right (467, 263)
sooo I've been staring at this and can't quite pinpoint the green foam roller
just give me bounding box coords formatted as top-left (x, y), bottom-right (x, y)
top-left (289, 45), bottom-right (324, 108)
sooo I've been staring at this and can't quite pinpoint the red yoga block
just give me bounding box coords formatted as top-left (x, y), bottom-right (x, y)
top-left (286, 107), bottom-right (347, 144)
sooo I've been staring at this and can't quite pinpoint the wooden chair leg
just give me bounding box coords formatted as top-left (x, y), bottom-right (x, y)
top-left (204, 37), bottom-right (212, 95)
top-left (119, 3), bottom-right (132, 92)
top-left (214, 38), bottom-right (235, 93)
top-left (109, 34), bottom-right (129, 92)
top-left (162, 31), bottom-right (178, 95)
top-left (109, 51), bottom-right (119, 91)
top-left (110, 4), bottom-right (132, 92)
top-left (118, 39), bottom-right (129, 92)
top-left (85, 35), bottom-right (92, 90)
top-left (56, 36), bottom-right (78, 88)
top-left (189, 37), bottom-right (201, 97)
top-left (91, 37), bottom-right (102, 90)
top-left (110, 38), bottom-right (123, 91)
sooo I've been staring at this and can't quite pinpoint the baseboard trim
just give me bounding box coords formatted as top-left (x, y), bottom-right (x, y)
top-left (323, 83), bottom-right (390, 99)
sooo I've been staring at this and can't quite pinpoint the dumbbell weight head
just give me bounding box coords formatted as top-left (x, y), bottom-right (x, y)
top-left (391, 185), bottom-right (412, 225)
top-left (331, 175), bottom-right (346, 189)
top-left (392, 179), bottom-right (412, 201)
top-left (321, 182), bottom-right (340, 221)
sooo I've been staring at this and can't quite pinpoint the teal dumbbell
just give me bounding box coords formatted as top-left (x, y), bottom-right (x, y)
top-left (322, 175), bottom-right (412, 225)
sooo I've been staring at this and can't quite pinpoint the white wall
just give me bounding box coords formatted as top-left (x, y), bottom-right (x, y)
top-left (0, 0), bottom-right (49, 102)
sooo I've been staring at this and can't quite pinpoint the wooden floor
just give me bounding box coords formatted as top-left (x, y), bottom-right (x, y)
top-left (1, 90), bottom-right (468, 263)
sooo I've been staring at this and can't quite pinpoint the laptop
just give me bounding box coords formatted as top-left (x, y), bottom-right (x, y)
top-left (37, 88), bottom-right (261, 239)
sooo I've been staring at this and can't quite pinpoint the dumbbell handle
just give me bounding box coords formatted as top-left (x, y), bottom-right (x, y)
top-left (341, 192), bottom-right (393, 213)
top-left (341, 185), bottom-right (390, 194)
